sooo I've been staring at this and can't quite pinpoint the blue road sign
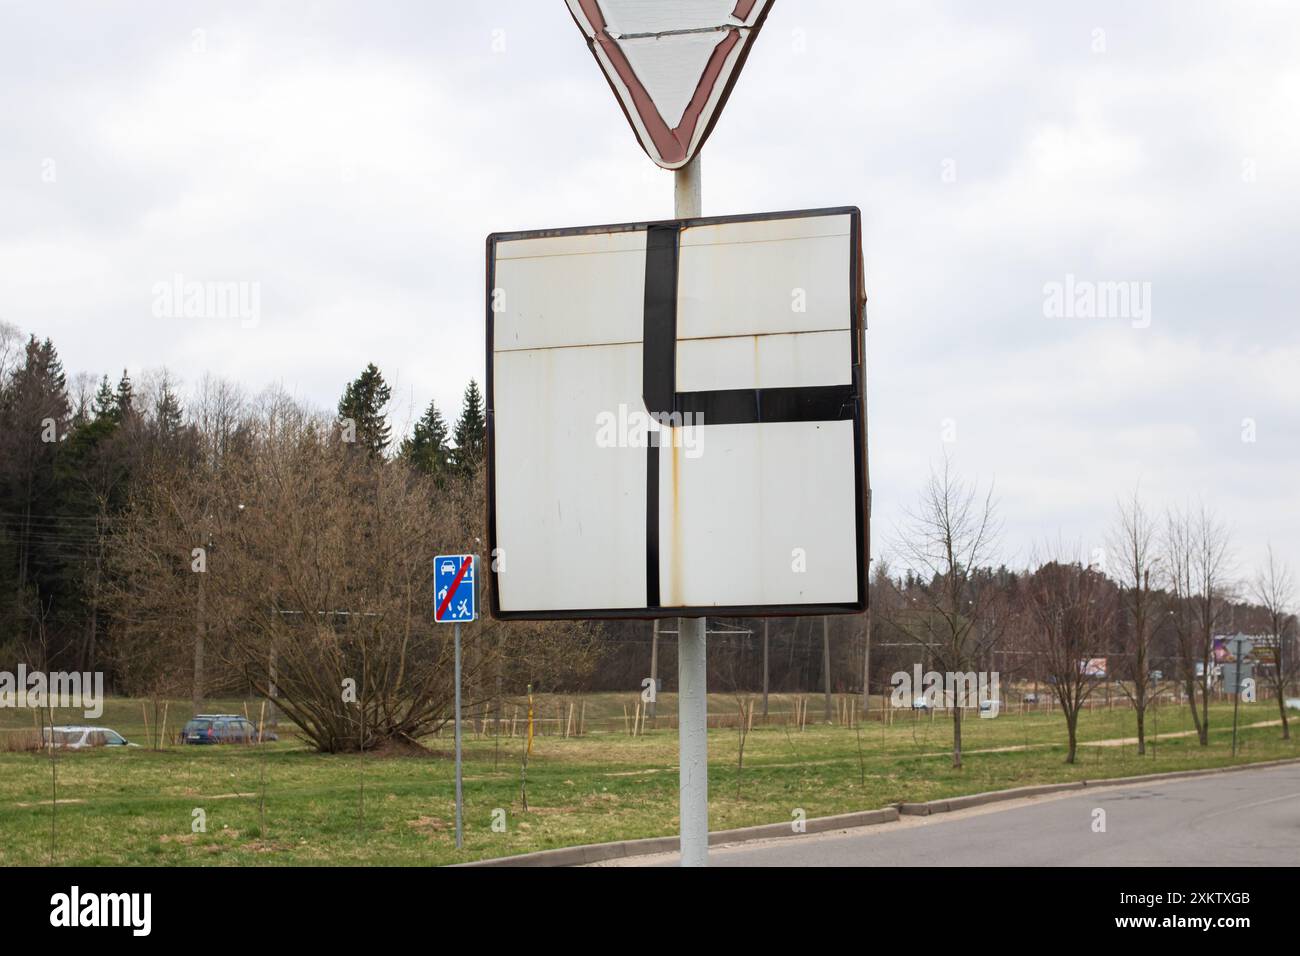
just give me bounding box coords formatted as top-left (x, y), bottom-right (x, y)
top-left (435, 554), bottom-right (476, 623)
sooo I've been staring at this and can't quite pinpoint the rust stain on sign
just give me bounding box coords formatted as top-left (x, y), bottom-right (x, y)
top-left (670, 434), bottom-right (683, 605)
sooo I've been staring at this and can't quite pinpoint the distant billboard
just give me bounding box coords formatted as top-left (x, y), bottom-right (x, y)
top-left (1080, 658), bottom-right (1107, 678)
top-left (1252, 642), bottom-right (1278, 666)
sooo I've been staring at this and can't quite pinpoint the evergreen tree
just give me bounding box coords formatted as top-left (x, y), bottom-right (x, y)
top-left (114, 369), bottom-right (134, 421)
top-left (451, 380), bottom-right (485, 479)
top-left (401, 398), bottom-right (451, 478)
top-left (0, 337), bottom-right (71, 596)
top-left (92, 375), bottom-right (115, 422)
top-left (154, 381), bottom-right (184, 439)
top-left (337, 363), bottom-right (392, 458)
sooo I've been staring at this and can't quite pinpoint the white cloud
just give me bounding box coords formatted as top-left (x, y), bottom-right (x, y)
top-left (0, 0), bottom-right (1296, 582)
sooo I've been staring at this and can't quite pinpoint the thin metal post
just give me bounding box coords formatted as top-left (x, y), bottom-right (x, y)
top-left (674, 155), bottom-right (706, 866)
top-left (823, 616), bottom-right (833, 722)
top-left (762, 620), bottom-right (769, 717)
top-left (649, 619), bottom-right (659, 720)
top-left (1231, 636), bottom-right (1243, 758)
top-left (454, 621), bottom-right (464, 849)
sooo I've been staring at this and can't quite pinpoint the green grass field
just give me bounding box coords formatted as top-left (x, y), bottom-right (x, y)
top-left (1, 694), bottom-right (1294, 866)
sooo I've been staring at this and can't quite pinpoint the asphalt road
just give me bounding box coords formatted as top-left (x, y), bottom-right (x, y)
top-left (596, 763), bottom-right (1300, 867)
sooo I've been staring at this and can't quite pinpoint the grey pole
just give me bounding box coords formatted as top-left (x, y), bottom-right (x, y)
top-left (649, 619), bottom-right (659, 720)
top-left (762, 619), bottom-right (769, 718)
top-left (674, 155), bottom-right (701, 221)
top-left (1230, 635), bottom-right (1243, 758)
top-left (678, 615), bottom-right (708, 866)
top-left (823, 616), bottom-right (833, 722)
top-left (674, 155), bottom-right (708, 867)
top-left (454, 620), bottom-right (464, 849)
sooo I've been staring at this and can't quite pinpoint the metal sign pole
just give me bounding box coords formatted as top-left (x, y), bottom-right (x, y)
top-left (454, 620), bottom-right (464, 849)
top-left (674, 155), bottom-right (708, 867)
top-left (1231, 635), bottom-right (1243, 758)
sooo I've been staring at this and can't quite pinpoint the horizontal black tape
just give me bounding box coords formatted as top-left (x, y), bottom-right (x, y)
top-left (674, 385), bottom-right (856, 426)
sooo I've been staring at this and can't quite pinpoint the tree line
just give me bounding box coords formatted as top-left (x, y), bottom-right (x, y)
top-left (1, 320), bottom-right (1295, 757)
top-left (0, 322), bottom-right (601, 750)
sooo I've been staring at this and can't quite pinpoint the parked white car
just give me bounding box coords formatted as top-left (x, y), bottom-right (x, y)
top-left (42, 726), bottom-right (137, 749)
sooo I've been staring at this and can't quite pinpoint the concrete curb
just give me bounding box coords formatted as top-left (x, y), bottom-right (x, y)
top-left (898, 781), bottom-right (1085, 816)
top-left (459, 807), bottom-right (899, 867)
top-left (459, 756), bottom-right (1300, 867)
top-left (898, 755), bottom-right (1300, 816)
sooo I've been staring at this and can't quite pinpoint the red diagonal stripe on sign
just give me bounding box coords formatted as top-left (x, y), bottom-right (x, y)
top-left (436, 556), bottom-right (472, 621)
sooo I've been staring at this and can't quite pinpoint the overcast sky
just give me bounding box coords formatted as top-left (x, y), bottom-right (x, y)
top-left (2, 1), bottom-right (1296, 584)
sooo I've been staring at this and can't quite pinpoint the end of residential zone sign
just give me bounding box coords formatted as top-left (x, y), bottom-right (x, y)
top-left (485, 207), bottom-right (868, 620)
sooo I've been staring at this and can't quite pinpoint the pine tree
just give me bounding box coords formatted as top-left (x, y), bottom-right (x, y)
top-left (451, 380), bottom-right (486, 479)
top-left (114, 369), bottom-right (134, 421)
top-left (401, 398), bottom-right (451, 478)
top-left (337, 363), bottom-right (392, 458)
top-left (154, 382), bottom-right (184, 438)
top-left (92, 375), bottom-right (115, 422)
top-left (0, 337), bottom-right (71, 593)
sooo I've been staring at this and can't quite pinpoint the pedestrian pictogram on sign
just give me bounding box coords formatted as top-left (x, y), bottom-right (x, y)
top-left (435, 554), bottom-right (477, 623)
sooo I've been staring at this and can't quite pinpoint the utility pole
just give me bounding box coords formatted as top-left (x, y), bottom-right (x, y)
top-left (649, 619), bottom-right (659, 720)
top-left (675, 154), bottom-right (708, 868)
top-left (762, 620), bottom-right (770, 718)
top-left (194, 570), bottom-right (205, 715)
top-left (1230, 634), bottom-right (1245, 758)
top-left (823, 616), bottom-right (833, 722)
top-left (194, 520), bottom-right (209, 715)
top-left (861, 602), bottom-right (872, 715)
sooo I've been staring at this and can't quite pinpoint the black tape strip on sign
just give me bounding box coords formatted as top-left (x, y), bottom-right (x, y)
top-left (640, 223), bottom-right (855, 610)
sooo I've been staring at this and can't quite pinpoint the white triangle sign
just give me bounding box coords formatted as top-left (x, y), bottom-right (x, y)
top-left (565, 0), bottom-right (775, 170)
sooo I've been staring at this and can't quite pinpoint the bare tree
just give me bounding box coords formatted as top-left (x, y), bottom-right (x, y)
top-left (109, 389), bottom-right (602, 751)
top-left (0, 319), bottom-right (21, 382)
top-left (888, 456), bottom-right (1001, 768)
top-left (1251, 545), bottom-right (1297, 740)
top-left (1163, 503), bottom-right (1234, 746)
top-left (1108, 488), bottom-right (1160, 754)
top-left (1022, 556), bottom-right (1114, 763)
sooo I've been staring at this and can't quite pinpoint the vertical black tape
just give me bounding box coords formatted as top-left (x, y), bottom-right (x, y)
top-left (642, 224), bottom-right (679, 608)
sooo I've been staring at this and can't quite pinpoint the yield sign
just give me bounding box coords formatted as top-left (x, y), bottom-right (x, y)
top-left (565, 0), bottom-right (775, 170)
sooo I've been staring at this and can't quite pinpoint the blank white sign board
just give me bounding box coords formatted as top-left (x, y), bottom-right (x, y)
top-left (486, 207), bottom-right (867, 619)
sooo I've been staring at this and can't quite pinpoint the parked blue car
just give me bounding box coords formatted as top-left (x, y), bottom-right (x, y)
top-left (182, 714), bottom-right (276, 744)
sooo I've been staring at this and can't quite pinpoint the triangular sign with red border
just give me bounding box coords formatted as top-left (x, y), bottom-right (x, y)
top-left (565, 0), bottom-right (776, 170)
